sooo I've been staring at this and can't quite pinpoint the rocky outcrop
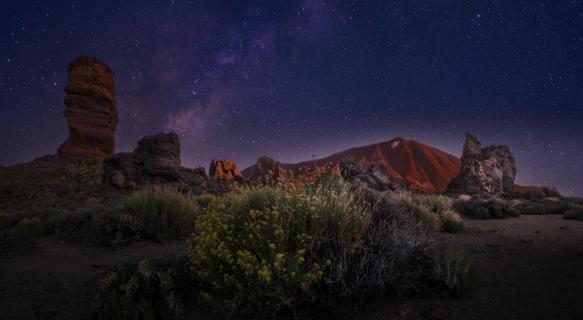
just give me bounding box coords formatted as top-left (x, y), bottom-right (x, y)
top-left (104, 132), bottom-right (182, 188)
top-left (250, 156), bottom-right (289, 182)
top-left (209, 159), bottom-right (244, 183)
top-left (448, 133), bottom-right (517, 195)
top-left (339, 160), bottom-right (401, 191)
top-left (58, 55), bottom-right (118, 159)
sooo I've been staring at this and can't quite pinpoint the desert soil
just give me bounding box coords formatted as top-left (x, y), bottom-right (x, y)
top-left (1, 215), bottom-right (582, 320)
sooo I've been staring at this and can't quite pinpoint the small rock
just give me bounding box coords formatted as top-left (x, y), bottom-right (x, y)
top-left (559, 226), bottom-right (567, 230)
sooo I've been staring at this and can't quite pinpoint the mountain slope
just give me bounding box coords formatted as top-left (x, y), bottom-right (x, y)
top-left (242, 137), bottom-right (461, 193)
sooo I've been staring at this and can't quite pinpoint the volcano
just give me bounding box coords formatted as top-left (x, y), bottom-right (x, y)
top-left (242, 137), bottom-right (461, 193)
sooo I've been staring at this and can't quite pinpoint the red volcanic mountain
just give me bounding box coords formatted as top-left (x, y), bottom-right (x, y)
top-left (242, 137), bottom-right (461, 193)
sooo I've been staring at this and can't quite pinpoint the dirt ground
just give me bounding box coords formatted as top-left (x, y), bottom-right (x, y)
top-left (1, 215), bottom-right (582, 320)
top-left (364, 215), bottom-right (583, 320)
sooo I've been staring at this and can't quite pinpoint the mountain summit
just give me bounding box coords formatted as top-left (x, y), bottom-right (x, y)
top-left (242, 137), bottom-right (461, 193)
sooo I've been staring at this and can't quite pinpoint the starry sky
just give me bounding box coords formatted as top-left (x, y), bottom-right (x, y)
top-left (1, 1), bottom-right (583, 195)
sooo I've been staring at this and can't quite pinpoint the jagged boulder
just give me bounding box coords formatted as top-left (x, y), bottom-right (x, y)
top-left (58, 55), bottom-right (118, 159)
top-left (104, 132), bottom-right (182, 188)
top-left (250, 156), bottom-right (289, 182)
top-left (339, 160), bottom-right (401, 191)
top-left (448, 133), bottom-right (516, 195)
top-left (209, 158), bottom-right (244, 183)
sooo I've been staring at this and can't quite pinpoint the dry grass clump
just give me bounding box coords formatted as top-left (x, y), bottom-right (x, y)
top-left (433, 244), bottom-right (475, 296)
top-left (381, 191), bottom-right (463, 233)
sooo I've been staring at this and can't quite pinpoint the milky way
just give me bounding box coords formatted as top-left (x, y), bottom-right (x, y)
top-left (1, 1), bottom-right (583, 195)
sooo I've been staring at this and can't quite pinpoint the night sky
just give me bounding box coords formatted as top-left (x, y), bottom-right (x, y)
top-left (1, 1), bottom-right (583, 195)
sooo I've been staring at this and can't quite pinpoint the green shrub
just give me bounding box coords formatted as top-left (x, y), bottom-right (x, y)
top-left (122, 186), bottom-right (199, 241)
top-left (189, 180), bottom-right (367, 316)
top-left (433, 245), bottom-right (475, 296)
top-left (90, 258), bottom-right (181, 320)
top-left (188, 179), bottom-right (430, 316)
top-left (564, 208), bottom-right (583, 221)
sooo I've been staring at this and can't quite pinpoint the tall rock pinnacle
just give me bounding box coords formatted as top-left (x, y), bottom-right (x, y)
top-left (58, 55), bottom-right (118, 159)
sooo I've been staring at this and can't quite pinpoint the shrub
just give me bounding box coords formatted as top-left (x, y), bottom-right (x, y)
top-left (121, 186), bottom-right (199, 241)
top-left (189, 180), bottom-right (367, 316)
top-left (322, 187), bottom-right (431, 305)
top-left (54, 208), bottom-right (143, 247)
top-left (454, 197), bottom-right (518, 219)
top-left (440, 212), bottom-right (464, 234)
top-left (564, 208), bottom-right (583, 221)
top-left (515, 202), bottom-right (544, 215)
top-left (188, 179), bottom-right (430, 316)
top-left (8, 217), bottom-right (53, 239)
top-left (382, 191), bottom-right (462, 233)
top-left (433, 244), bottom-right (475, 296)
top-left (90, 258), bottom-right (182, 320)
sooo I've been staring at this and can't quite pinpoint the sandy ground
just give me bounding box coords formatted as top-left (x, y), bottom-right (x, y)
top-left (1, 215), bottom-right (582, 320)
top-left (0, 241), bottom-right (185, 320)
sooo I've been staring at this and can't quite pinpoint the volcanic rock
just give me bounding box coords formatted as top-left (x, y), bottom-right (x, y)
top-left (209, 158), bottom-right (244, 183)
top-left (448, 133), bottom-right (516, 195)
top-left (249, 156), bottom-right (289, 182)
top-left (58, 55), bottom-right (118, 159)
top-left (339, 160), bottom-right (401, 191)
top-left (104, 132), bottom-right (181, 188)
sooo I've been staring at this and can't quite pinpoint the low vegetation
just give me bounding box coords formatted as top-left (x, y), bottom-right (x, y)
top-left (433, 244), bottom-right (475, 297)
top-left (90, 257), bottom-right (196, 320)
top-left (563, 207), bottom-right (583, 221)
top-left (454, 196), bottom-right (519, 219)
top-left (0, 186), bottom-right (199, 247)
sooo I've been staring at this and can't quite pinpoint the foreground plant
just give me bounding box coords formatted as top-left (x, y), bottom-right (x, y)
top-left (188, 178), bottom-right (431, 316)
top-left (433, 244), bottom-right (475, 296)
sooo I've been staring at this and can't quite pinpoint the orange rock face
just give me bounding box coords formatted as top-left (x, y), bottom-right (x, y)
top-left (58, 55), bottom-right (118, 159)
top-left (209, 158), bottom-right (244, 182)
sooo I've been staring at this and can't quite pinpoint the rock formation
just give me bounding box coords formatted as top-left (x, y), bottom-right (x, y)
top-left (209, 159), bottom-right (244, 183)
top-left (104, 132), bottom-right (182, 188)
top-left (58, 55), bottom-right (118, 159)
top-left (339, 160), bottom-right (401, 191)
top-left (447, 133), bottom-right (517, 195)
top-left (249, 156), bottom-right (289, 182)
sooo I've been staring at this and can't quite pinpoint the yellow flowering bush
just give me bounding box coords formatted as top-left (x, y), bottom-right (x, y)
top-left (188, 178), bottom-right (368, 316)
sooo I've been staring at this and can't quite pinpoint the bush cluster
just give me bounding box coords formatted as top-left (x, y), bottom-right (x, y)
top-left (563, 207), bottom-right (583, 221)
top-left (90, 257), bottom-right (192, 320)
top-left (1, 186), bottom-right (199, 247)
top-left (454, 196), bottom-right (519, 219)
top-left (188, 178), bottom-right (431, 316)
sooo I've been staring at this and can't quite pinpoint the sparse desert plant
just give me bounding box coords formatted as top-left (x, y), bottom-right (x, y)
top-left (90, 258), bottom-right (182, 320)
top-left (122, 185), bottom-right (199, 241)
top-left (8, 217), bottom-right (53, 239)
top-left (564, 207), bottom-right (583, 221)
top-left (433, 244), bottom-right (475, 296)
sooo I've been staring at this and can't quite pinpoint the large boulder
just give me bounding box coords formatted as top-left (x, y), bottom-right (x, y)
top-left (339, 160), bottom-right (401, 191)
top-left (448, 133), bottom-right (516, 195)
top-left (104, 132), bottom-right (182, 188)
top-left (209, 158), bottom-right (245, 183)
top-left (58, 55), bottom-right (118, 159)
